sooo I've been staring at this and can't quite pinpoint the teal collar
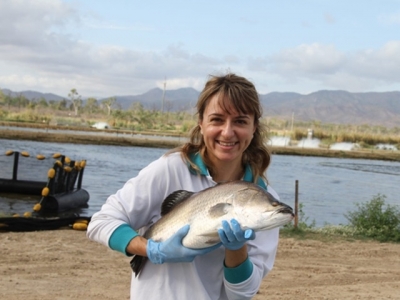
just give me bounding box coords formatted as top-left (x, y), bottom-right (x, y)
top-left (188, 152), bottom-right (267, 190)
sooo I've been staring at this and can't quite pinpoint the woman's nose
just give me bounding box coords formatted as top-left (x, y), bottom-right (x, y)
top-left (221, 121), bottom-right (234, 137)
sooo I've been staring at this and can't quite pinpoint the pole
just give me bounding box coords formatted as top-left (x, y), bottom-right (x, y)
top-left (161, 77), bottom-right (166, 113)
top-left (291, 112), bottom-right (294, 133)
top-left (12, 152), bottom-right (19, 181)
top-left (294, 180), bottom-right (299, 229)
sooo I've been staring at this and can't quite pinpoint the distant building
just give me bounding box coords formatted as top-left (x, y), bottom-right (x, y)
top-left (375, 144), bottom-right (398, 151)
top-left (91, 122), bottom-right (111, 129)
top-left (307, 128), bottom-right (314, 139)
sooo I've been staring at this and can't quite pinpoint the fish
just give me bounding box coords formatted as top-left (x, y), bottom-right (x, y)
top-left (130, 180), bottom-right (294, 277)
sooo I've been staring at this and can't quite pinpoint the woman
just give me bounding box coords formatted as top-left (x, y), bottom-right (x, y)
top-left (87, 73), bottom-right (280, 300)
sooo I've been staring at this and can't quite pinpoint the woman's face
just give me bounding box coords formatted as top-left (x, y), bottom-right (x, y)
top-left (199, 94), bottom-right (256, 167)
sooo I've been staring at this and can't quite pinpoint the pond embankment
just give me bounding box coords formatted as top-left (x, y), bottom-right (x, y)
top-left (1, 123), bottom-right (400, 162)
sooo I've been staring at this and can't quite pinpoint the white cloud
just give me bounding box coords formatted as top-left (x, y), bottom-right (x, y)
top-left (347, 41), bottom-right (400, 81)
top-left (1, 1), bottom-right (400, 97)
top-left (0, 1), bottom-right (224, 97)
top-left (324, 13), bottom-right (336, 24)
top-left (0, 0), bottom-right (79, 46)
top-left (247, 41), bottom-right (400, 92)
top-left (267, 43), bottom-right (346, 75)
top-left (378, 11), bottom-right (400, 25)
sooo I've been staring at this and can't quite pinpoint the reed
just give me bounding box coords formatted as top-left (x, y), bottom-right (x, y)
top-left (1, 109), bottom-right (400, 150)
top-left (291, 128), bottom-right (400, 148)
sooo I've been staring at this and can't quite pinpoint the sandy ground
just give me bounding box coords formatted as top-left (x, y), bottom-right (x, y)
top-left (1, 229), bottom-right (399, 300)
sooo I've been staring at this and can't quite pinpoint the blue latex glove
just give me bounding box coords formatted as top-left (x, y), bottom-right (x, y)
top-left (147, 224), bottom-right (221, 264)
top-left (218, 219), bottom-right (256, 250)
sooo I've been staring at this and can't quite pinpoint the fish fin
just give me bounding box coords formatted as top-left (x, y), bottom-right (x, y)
top-left (208, 203), bottom-right (232, 218)
top-left (161, 190), bottom-right (194, 216)
top-left (197, 232), bottom-right (220, 245)
top-left (130, 255), bottom-right (148, 278)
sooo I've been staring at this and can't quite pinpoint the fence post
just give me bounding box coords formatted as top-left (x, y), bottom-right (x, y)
top-left (294, 180), bottom-right (299, 229)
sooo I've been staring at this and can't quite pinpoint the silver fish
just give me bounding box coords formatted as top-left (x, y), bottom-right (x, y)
top-left (130, 181), bottom-right (294, 276)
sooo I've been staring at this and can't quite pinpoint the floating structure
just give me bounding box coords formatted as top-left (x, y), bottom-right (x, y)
top-left (91, 122), bottom-right (111, 129)
top-left (0, 150), bottom-right (90, 231)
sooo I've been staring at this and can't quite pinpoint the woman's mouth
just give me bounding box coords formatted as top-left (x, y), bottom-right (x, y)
top-left (217, 141), bottom-right (237, 147)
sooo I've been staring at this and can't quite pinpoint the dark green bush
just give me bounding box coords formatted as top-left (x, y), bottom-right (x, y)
top-left (345, 195), bottom-right (400, 242)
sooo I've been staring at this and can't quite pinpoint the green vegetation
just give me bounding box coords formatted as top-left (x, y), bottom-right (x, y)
top-left (282, 195), bottom-right (400, 243)
top-left (281, 203), bottom-right (316, 231)
top-left (0, 88), bottom-right (197, 134)
top-left (345, 195), bottom-right (400, 242)
top-left (1, 88), bottom-right (400, 147)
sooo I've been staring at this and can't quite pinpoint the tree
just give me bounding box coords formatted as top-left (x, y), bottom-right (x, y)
top-left (37, 97), bottom-right (48, 108)
top-left (85, 97), bottom-right (98, 114)
top-left (0, 89), bottom-right (5, 106)
top-left (4, 93), bottom-right (13, 109)
top-left (130, 101), bottom-right (144, 113)
top-left (57, 99), bottom-right (68, 110)
top-left (16, 93), bottom-right (29, 108)
top-left (27, 99), bottom-right (37, 109)
top-left (101, 97), bottom-right (116, 116)
top-left (68, 88), bottom-right (82, 116)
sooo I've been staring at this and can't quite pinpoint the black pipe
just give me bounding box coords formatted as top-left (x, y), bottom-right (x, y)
top-left (0, 179), bottom-right (47, 195)
top-left (12, 152), bottom-right (19, 180)
top-left (77, 166), bottom-right (84, 189)
top-left (42, 189), bottom-right (90, 212)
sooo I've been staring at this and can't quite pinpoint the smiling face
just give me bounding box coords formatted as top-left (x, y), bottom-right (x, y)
top-left (199, 94), bottom-right (256, 169)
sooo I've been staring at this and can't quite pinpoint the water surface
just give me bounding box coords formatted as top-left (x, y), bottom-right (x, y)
top-left (1, 139), bottom-right (399, 227)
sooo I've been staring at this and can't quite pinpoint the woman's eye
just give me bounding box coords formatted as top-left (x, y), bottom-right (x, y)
top-left (211, 118), bottom-right (222, 122)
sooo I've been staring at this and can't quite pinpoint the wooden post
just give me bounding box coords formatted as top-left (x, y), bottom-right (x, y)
top-left (294, 180), bottom-right (299, 229)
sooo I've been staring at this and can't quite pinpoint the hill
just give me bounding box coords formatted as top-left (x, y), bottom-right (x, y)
top-left (109, 87), bottom-right (199, 111)
top-left (1, 88), bottom-right (65, 102)
top-left (2, 87), bottom-right (400, 127)
top-left (259, 90), bottom-right (400, 127)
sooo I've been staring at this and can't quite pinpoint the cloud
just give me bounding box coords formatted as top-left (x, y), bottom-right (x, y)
top-left (378, 11), bottom-right (400, 25)
top-left (0, 0), bottom-right (79, 47)
top-left (248, 42), bottom-right (400, 92)
top-left (0, 1), bottom-right (224, 97)
top-left (301, 21), bottom-right (312, 28)
top-left (82, 17), bottom-right (154, 32)
top-left (0, 1), bottom-right (399, 98)
top-left (348, 41), bottom-right (400, 81)
top-left (260, 43), bottom-right (346, 75)
top-left (324, 13), bottom-right (336, 24)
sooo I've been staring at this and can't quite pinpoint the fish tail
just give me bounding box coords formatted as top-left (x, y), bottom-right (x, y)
top-left (130, 255), bottom-right (148, 277)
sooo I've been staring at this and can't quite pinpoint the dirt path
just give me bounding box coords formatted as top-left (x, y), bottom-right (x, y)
top-left (256, 237), bottom-right (400, 299)
top-left (1, 230), bottom-right (399, 300)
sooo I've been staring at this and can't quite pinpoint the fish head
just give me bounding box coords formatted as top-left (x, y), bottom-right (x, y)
top-left (230, 184), bottom-right (294, 231)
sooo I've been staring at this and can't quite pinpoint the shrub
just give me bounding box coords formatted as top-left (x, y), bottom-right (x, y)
top-left (313, 225), bottom-right (359, 237)
top-left (345, 194), bottom-right (400, 242)
top-left (283, 203), bottom-right (315, 232)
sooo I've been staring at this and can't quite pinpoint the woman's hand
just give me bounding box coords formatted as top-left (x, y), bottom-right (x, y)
top-left (218, 219), bottom-right (256, 250)
top-left (147, 224), bottom-right (221, 264)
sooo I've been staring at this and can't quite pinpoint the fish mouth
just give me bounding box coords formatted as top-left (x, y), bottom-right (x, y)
top-left (258, 210), bottom-right (294, 230)
top-left (275, 206), bottom-right (294, 216)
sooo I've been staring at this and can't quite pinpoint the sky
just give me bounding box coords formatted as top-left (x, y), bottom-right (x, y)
top-left (0, 0), bottom-right (400, 99)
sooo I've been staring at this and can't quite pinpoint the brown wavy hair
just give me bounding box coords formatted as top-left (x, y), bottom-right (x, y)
top-left (171, 73), bottom-right (271, 182)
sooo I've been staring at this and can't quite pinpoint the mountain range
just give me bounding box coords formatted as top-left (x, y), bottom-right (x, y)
top-left (2, 87), bottom-right (400, 128)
